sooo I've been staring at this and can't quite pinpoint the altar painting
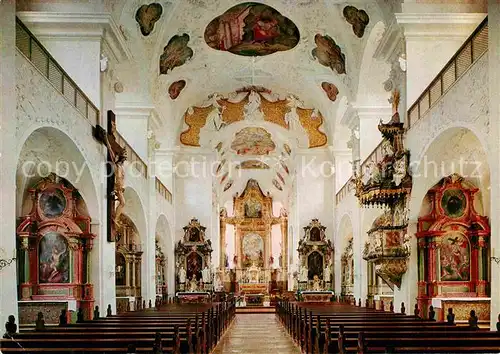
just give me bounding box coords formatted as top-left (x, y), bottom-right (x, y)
top-left (186, 252), bottom-right (203, 280)
top-left (439, 232), bottom-right (470, 281)
top-left (308, 251), bottom-right (323, 280)
top-left (244, 199), bottom-right (262, 218)
top-left (204, 3), bottom-right (300, 57)
top-left (39, 189), bottom-right (66, 218)
top-left (39, 232), bottom-right (69, 283)
top-left (243, 233), bottom-right (264, 267)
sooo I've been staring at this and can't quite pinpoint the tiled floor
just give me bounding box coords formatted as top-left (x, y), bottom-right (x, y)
top-left (213, 314), bottom-right (301, 353)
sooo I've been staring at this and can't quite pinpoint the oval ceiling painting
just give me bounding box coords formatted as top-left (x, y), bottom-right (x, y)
top-left (204, 2), bottom-right (300, 57)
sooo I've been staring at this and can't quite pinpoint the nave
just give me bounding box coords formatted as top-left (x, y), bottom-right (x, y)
top-left (212, 314), bottom-right (300, 354)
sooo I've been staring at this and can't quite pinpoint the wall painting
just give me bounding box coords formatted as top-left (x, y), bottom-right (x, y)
top-left (204, 3), bottom-right (300, 57)
top-left (39, 232), bottom-right (69, 284)
top-left (439, 232), bottom-right (470, 281)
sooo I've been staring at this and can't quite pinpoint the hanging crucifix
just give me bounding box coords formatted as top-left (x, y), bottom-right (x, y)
top-left (93, 111), bottom-right (127, 242)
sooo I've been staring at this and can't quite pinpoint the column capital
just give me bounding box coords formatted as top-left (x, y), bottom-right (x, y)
top-left (340, 105), bottom-right (359, 129)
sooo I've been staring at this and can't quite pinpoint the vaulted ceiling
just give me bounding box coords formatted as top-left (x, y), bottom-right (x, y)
top-left (112, 0), bottom-right (396, 145)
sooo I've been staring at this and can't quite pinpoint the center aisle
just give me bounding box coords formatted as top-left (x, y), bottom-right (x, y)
top-left (213, 313), bottom-right (301, 353)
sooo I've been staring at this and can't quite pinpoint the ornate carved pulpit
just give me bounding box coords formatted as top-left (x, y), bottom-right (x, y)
top-left (355, 90), bottom-right (413, 292)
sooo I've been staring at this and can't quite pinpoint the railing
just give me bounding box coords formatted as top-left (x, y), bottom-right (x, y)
top-left (335, 141), bottom-right (385, 205)
top-left (155, 177), bottom-right (173, 204)
top-left (15, 18), bottom-right (99, 125)
top-left (116, 133), bottom-right (148, 179)
top-left (407, 17), bottom-right (488, 129)
top-left (336, 178), bottom-right (352, 205)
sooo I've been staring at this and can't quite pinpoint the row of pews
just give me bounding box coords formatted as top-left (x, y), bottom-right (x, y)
top-left (277, 299), bottom-right (500, 353)
top-left (1, 298), bottom-right (235, 353)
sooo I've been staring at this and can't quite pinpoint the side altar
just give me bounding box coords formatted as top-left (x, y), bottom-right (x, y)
top-left (175, 218), bottom-right (213, 296)
top-left (296, 219), bottom-right (334, 291)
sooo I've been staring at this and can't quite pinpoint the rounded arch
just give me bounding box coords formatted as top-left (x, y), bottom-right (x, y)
top-left (337, 213), bottom-right (354, 251)
top-left (408, 127), bottom-right (490, 222)
top-left (123, 186), bottom-right (148, 242)
top-left (155, 213), bottom-right (175, 295)
top-left (16, 126), bottom-right (99, 221)
top-left (355, 20), bottom-right (391, 106)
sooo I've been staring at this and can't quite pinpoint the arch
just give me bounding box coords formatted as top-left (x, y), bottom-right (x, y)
top-left (355, 20), bottom-right (391, 106)
top-left (337, 213), bottom-right (353, 250)
top-left (408, 127), bottom-right (490, 222)
top-left (155, 213), bottom-right (175, 295)
top-left (16, 127), bottom-right (99, 222)
top-left (123, 186), bottom-right (148, 241)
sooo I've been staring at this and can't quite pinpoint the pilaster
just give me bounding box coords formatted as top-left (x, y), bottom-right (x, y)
top-left (488, 0), bottom-right (500, 330)
top-left (0, 0), bottom-right (18, 327)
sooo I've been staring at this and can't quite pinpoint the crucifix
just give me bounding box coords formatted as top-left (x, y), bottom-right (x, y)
top-left (93, 110), bottom-right (127, 242)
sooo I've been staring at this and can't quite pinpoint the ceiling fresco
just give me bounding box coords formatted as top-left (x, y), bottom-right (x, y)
top-left (135, 3), bottom-right (163, 36)
top-left (168, 80), bottom-right (186, 99)
top-left (179, 89), bottom-right (328, 148)
top-left (312, 34), bottom-right (346, 74)
top-left (343, 6), bottom-right (370, 38)
top-left (237, 160), bottom-right (271, 169)
top-left (231, 127), bottom-right (276, 156)
top-left (159, 34), bottom-right (194, 74)
top-left (204, 2), bottom-right (300, 57)
top-left (321, 82), bottom-right (339, 102)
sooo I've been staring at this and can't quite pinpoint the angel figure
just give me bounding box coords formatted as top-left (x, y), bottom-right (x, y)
top-left (244, 91), bottom-right (264, 122)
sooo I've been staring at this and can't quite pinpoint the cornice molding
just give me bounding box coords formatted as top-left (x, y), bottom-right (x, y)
top-left (395, 13), bottom-right (486, 40)
top-left (373, 20), bottom-right (404, 62)
top-left (353, 105), bottom-right (392, 119)
top-left (114, 103), bottom-right (155, 118)
top-left (16, 11), bottom-right (132, 63)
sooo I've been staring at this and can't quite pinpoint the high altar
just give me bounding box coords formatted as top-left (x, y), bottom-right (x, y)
top-left (220, 179), bottom-right (288, 302)
top-left (297, 219), bottom-right (334, 301)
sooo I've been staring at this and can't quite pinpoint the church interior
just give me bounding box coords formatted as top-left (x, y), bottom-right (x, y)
top-left (1, 0), bottom-right (500, 352)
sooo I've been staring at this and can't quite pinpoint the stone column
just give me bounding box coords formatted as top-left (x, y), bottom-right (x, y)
top-left (0, 0), bottom-right (18, 327)
top-left (488, 0), bottom-right (500, 330)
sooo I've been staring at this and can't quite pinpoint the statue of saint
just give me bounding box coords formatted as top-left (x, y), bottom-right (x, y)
top-left (189, 275), bottom-right (198, 292)
top-left (299, 265), bottom-right (308, 282)
top-left (324, 265), bottom-right (331, 283)
top-left (202, 266), bottom-right (211, 283)
top-left (312, 275), bottom-right (322, 291)
top-left (178, 266), bottom-right (186, 284)
top-left (244, 91), bottom-right (264, 122)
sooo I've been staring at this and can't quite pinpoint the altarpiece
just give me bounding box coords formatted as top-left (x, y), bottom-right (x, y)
top-left (175, 218), bottom-right (213, 293)
top-left (416, 174), bottom-right (490, 322)
top-left (220, 179), bottom-right (288, 300)
top-left (297, 219), bottom-right (334, 292)
top-left (16, 174), bottom-right (95, 323)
